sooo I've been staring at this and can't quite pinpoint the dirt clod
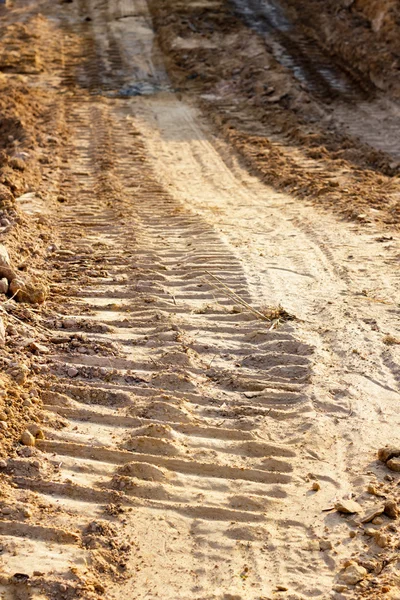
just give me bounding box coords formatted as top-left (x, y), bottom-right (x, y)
top-left (339, 563), bottom-right (368, 585)
top-left (20, 430), bottom-right (35, 446)
top-left (378, 447), bottom-right (400, 463)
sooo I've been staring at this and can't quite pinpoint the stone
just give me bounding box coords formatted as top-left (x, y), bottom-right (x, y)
top-left (63, 319), bottom-right (76, 329)
top-left (384, 500), bottom-right (398, 519)
top-left (335, 499), bottom-right (362, 514)
top-left (312, 481), bottom-right (321, 491)
top-left (339, 564), bottom-right (367, 585)
top-left (387, 458), bottom-right (400, 472)
top-left (319, 539), bottom-right (333, 551)
top-left (333, 585), bottom-right (347, 593)
top-left (0, 278), bottom-right (8, 294)
top-left (9, 278), bottom-right (48, 304)
top-left (20, 430), bottom-right (35, 446)
top-left (372, 517), bottom-right (384, 525)
top-left (29, 341), bottom-right (50, 354)
top-left (374, 532), bottom-right (388, 548)
top-left (378, 446), bottom-right (400, 463)
top-left (0, 421), bottom-right (7, 430)
top-left (0, 459), bottom-right (7, 468)
top-left (1, 506), bottom-right (12, 515)
top-left (67, 367), bottom-right (79, 378)
top-left (360, 506), bottom-right (385, 523)
top-left (364, 528), bottom-right (376, 536)
top-left (27, 424), bottom-right (45, 440)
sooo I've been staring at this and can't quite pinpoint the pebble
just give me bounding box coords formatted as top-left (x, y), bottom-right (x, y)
top-left (29, 341), bottom-right (50, 354)
top-left (333, 585), bottom-right (347, 593)
top-left (335, 499), bottom-right (362, 514)
top-left (387, 458), bottom-right (400, 472)
top-left (9, 278), bottom-right (48, 304)
top-left (63, 319), bottom-right (76, 329)
top-left (67, 367), bottom-right (79, 378)
top-left (1, 506), bottom-right (12, 515)
top-left (339, 564), bottom-right (367, 585)
top-left (312, 481), bottom-right (321, 491)
top-left (364, 528), bottom-right (376, 536)
top-left (384, 500), bottom-right (398, 519)
top-left (27, 424), bottom-right (45, 440)
top-left (372, 517), bottom-right (384, 525)
top-left (374, 532), bottom-right (388, 548)
top-left (378, 446), bottom-right (400, 463)
top-left (0, 460), bottom-right (7, 469)
top-left (20, 430), bottom-right (35, 446)
top-left (0, 278), bottom-right (8, 294)
top-left (0, 421), bottom-right (7, 430)
top-left (320, 539), bottom-right (333, 551)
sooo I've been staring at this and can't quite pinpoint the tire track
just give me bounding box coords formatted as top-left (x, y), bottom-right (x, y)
top-left (0, 85), bottom-right (317, 596)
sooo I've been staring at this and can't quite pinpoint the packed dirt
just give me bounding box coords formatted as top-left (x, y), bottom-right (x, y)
top-left (0, 0), bottom-right (400, 599)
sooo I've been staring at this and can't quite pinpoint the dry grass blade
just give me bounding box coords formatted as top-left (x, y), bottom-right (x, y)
top-left (205, 270), bottom-right (271, 323)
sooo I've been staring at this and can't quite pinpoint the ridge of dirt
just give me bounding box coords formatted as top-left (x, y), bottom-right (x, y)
top-left (148, 0), bottom-right (400, 228)
top-left (280, 0), bottom-right (400, 99)
top-left (0, 6), bottom-right (72, 457)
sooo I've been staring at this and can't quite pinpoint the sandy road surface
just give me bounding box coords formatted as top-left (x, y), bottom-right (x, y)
top-left (1, 0), bottom-right (400, 599)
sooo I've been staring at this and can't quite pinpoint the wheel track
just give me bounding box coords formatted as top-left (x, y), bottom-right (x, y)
top-left (0, 78), bottom-right (320, 596)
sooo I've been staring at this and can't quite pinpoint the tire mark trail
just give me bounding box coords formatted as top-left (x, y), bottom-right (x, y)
top-left (0, 83), bottom-right (319, 598)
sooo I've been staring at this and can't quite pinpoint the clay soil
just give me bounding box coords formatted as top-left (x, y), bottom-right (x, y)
top-left (0, 0), bottom-right (400, 599)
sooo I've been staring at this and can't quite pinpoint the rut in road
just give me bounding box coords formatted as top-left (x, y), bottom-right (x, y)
top-left (0, 86), bottom-right (319, 600)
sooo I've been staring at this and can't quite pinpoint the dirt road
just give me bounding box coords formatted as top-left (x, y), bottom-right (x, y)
top-left (1, 0), bottom-right (400, 599)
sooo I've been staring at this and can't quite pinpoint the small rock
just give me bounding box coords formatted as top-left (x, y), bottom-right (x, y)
top-left (386, 457), bottom-right (400, 472)
top-left (372, 517), bottom-right (384, 525)
top-left (374, 532), bottom-right (388, 548)
top-left (361, 506), bottom-right (385, 523)
top-left (333, 585), bottom-right (347, 593)
top-left (349, 530), bottom-right (356, 538)
top-left (29, 341), bottom-right (50, 354)
top-left (9, 278), bottom-right (48, 304)
top-left (27, 424), bottom-right (45, 440)
top-left (63, 319), bottom-right (76, 329)
top-left (22, 508), bottom-right (32, 518)
top-left (339, 564), bottom-right (367, 585)
top-left (312, 481), bottom-right (321, 491)
top-left (335, 499), bottom-right (362, 514)
top-left (378, 447), bottom-right (400, 463)
top-left (320, 539), bottom-right (333, 551)
top-left (367, 484), bottom-right (379, 495)
top-left (0, 459), bottom-right (7, 468)
top-left (23, 399), bottom-right (33, 408)
top-left (67, 367), bottom-right (79, 378)
top-left (1, 506), bottom-right (12, 515)
top-left (0, 278), bottom-right (8, 294)
top-left (365, 528), bottom-right (377, 536)
top-left (20, 430), bottom-right (35, 446)
top-left (384, 500), bottom-right (398, 519)
top-left (0, 421), bottom-right (7, 430)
